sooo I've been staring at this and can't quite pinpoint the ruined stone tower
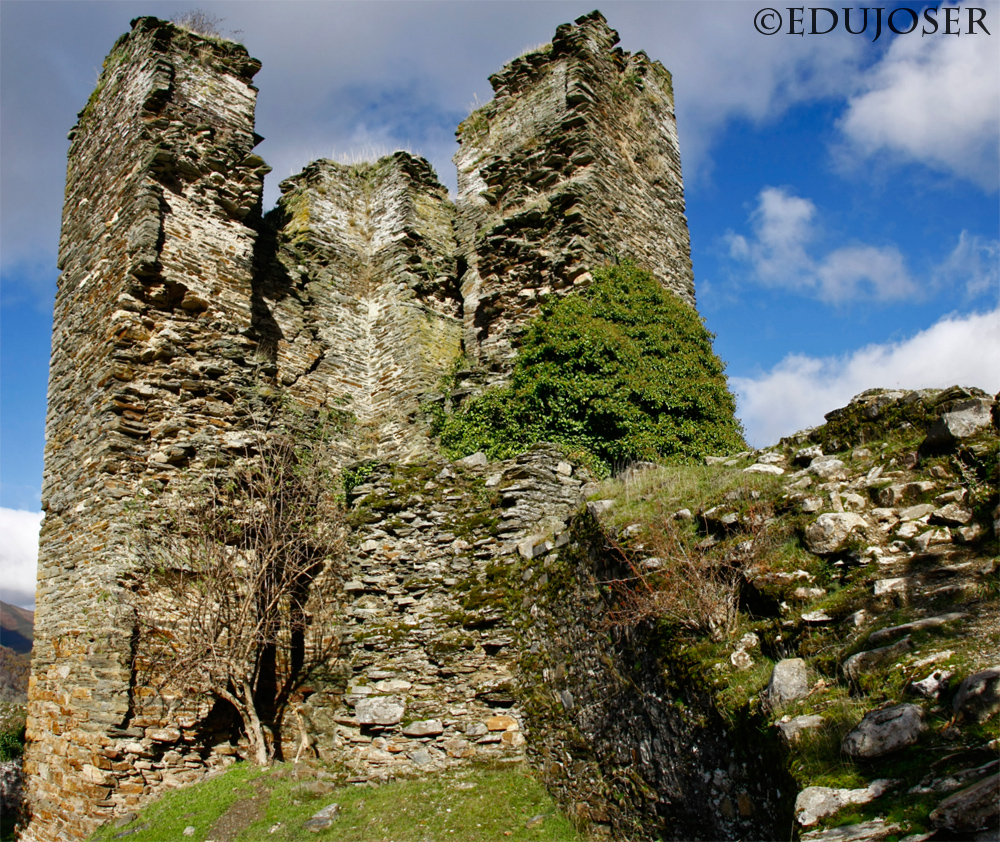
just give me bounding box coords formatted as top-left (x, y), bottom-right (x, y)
top-left (24, 18), bottom-right (266, 842)
top-left (255, 153), bottom-right (463, 460)
top-left (455, 10), bottom-right (693, 371)
top-left (25, 11), bottom-right (704, 841)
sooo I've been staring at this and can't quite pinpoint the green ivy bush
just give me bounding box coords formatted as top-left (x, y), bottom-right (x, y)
top-left (436, 263), bottom-right (745, 473)
top-left (0, 704), bottom-right (25, 761)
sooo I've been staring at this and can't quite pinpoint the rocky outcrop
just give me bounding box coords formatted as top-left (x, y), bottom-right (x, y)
top-left (928, 773), bottom-right (1000, 833)
top-left (724, 386), bottom-right (998, 839)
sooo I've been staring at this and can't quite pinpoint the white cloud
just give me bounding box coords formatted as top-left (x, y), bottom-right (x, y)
top-left (0, 508), bottom-right (42, 609)
top-left (727, 187), bottom-right (917, 302)
top-left (0, 2), bottom-right (875, 266)
top-left (815, 246), bottom-right (913, 302)
top-left (838, 3), bottom-right (1000, 190)
top-left (614, 4), bottom-right (867, 183)
top-left (731, 308), bottom-right (1000, 447)
top-left (934, 231), bottom-right (1000, 298)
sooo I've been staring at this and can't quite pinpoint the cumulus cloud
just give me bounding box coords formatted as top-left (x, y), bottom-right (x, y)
top-left (727, 187), bottom-right (916, 302)
top-left (934, 231), bottom-right (1000, 298)
top-left (0, 1), bottom-right (875, 268)
top-left (731, 308), bottom-right (1000, 447)
top-left (838, 2), bottom-right (1000, 190)
top-left (0, 508), bottom-right (42, 609)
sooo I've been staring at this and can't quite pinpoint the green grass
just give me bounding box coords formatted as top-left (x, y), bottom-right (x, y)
top-left (595, 463), bottom-right (779, 532)
top-left (89, 762), bottom-right (584, 842)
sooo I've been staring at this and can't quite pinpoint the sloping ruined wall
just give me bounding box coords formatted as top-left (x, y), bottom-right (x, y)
top-left (255, 153), bottom-right (463, 463)
top-left (24, 18), bottom-right (266, 842)
top-left (454, 10), bottom-right (694, 374)
top-left (514, 514), bottom-right (790, 841)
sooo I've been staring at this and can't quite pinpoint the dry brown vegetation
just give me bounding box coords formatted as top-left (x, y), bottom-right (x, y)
top-left (124, 413), bottom-right (346, 765)
top-left (599, 466), bottom-right (781, 642)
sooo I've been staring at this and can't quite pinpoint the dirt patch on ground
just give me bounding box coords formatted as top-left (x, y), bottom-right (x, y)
top-left (208, 781), bottom-right (271, 842)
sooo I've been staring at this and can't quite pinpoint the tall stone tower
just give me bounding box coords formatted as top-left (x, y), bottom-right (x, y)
top-left (454, 10), bottom-right (694, 372)
top-left (23, 18), bottom-right (267, 842)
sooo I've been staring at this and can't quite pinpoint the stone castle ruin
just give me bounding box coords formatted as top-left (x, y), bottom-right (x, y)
top-left (24, 12), bottom-right (785, 842)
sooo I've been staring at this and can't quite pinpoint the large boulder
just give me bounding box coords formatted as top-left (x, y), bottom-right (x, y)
top-left (804, 513), bottom-right (869, 555)
top-left (923, 398), bottom-right (994, 449)
top-left (808, 457), bottom-right (848, 480)
top-left (842, 704), bottom-right (925, 758)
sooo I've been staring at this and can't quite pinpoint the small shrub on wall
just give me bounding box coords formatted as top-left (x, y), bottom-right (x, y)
top-left (436, 262), bottom-right (746, 473)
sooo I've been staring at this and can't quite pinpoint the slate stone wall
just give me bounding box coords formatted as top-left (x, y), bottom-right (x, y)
top-left (276, 446), bottom-right (590, 782)
top-left (454, 10), bottom-right (695, 374)
top-left (256, 153), bottom-right (463, 463)
top-left (24, 18), bottom-right (266, 842)
top-left (514, 515), bottom-right (790, 841)
top-left (26, 10), bottom-right (710, 841)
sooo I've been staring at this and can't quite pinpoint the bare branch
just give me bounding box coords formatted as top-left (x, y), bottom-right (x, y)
top-left (122, 399), bottom-right (345, 764)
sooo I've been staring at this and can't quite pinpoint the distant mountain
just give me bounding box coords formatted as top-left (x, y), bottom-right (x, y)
top-left (0, 602), bottom-right (33, 703)
top-left (0, 601), bottom-right (33, 655)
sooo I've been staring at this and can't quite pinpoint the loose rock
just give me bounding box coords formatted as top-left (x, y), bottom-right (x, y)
top-left (303, 803), bottom-right (341, 832)
top-left (766, 659), bottom-right (810, 708)
top-left (804, 513), bottom-right (868, 555)
top-left (953, 666), bottom-right (1000, 724)
top-left (842, 704), bottom-right (925, 758)
top-left (795, 779), bottom-right (895, 826)
top-left (776, 715), bottom-right (825, 746)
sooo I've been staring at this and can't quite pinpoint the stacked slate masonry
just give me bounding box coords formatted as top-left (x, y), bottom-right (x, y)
top-left (454, 10), bottom-right (694, 375)
top-left (24, 11), bottom-right (728, 842)
top-left (25, 19), bottom-right (266, 842)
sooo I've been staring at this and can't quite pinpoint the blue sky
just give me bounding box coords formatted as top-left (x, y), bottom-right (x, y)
top-left (1, 1), bottom-right (998, 608)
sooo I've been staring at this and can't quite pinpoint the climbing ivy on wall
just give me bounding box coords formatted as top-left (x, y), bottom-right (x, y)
top-left (435, 262), bottom-right (746, 473)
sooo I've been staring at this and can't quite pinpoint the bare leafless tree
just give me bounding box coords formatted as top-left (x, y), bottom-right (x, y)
top-left (124, 409), bottom-right (345, 765)
top-left (170, 10), bottom-right (225, 37)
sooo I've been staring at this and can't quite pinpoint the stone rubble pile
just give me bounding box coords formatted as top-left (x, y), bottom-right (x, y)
top-left (723, 386), bottom-right (998, 839)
